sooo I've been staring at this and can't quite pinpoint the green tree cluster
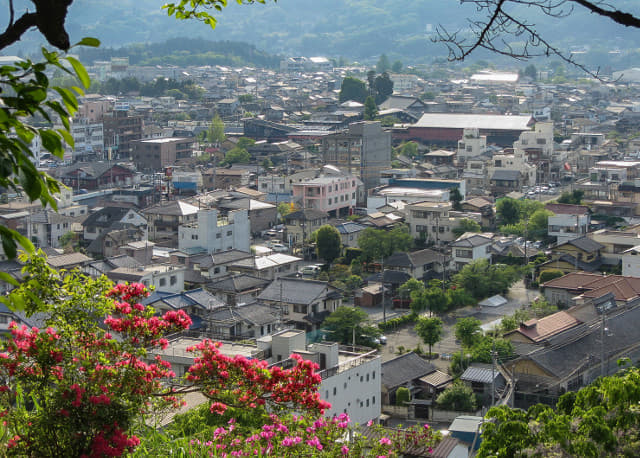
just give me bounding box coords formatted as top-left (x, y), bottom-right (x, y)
top-left (313, 225), bottom-right (342, 263)
top-left (357, 225), bottom-right (413, 261)
top-left (323, 306), bottom-right (380, 346)
top-left (452, 218), bottom-right (481, 238)
top-left (436, 383), bottom-right (477, 412)
top-left (415, 316), bottom-right (443, 355)
top-left (364, 95), bottom-right (378, 120)
top-left (557, 189), bottom-right (584, 205)
top-left (452, 259), bottom-right (521, 300)
top-left (339, 77), bottom-right (368, 103)
top-left (479, 361), bottom-right (640, 457)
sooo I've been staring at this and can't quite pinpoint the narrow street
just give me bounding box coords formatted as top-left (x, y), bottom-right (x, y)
top-left (367, 280), bottom-right (538, 372)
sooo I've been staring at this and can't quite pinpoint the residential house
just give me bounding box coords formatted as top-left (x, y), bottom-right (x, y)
top-left (504, 311), bottom-right (583, 345)
top-left (487, 149), bottom-right (537, 194)
top-left (460, 363), bottom-right (506, 406)
top-left (405, 201), bottom-right (457, 244)
top-left (207, 274), bottom-right (270, 307)
top-left (588, 227), bottom-right (640, 266)
top-left (143, 288), bottom-right (225, 332)
top-left (542, 272), bottom-right (640, 307)
top-left (622, 245), bottom-right (640, 277)
top-left (334, 221), bottom-right (368, 248)
top-left (354, 283), bottom-right (384, 307)
top-left (284, 209), bottom-right (329, 246)
top-left (82, 206), bottom-right (147, 242)
top-left (228, 253), bottom-right (302, 281)
top-left (106, 264), bottom-right (185, 293)
top-left (450, 232), bottom-right (494, 271)
top-left (143, 200), bottom-right (199, 246)
top-left (202, 168), bottom-right (251, 191)
top-left (86, 227), bottom-right (147, 259)
top-left (217, 198), bottom-right (277, 237)
top-left (46, 252), bottom-right (93, 270)
top-left (506, 305), bottom-right (640, 403)
top-left (175, 250), bottom-right (253, 283)
top-left (461, 197), bottom-right (494, 228)
top-left (538, 236), bottom-right (604, 274)
top-left (546, 203), bottom-right (590, 244)
top-left (53, 163), bottom-right (135, 191)
top-left (384, 248), bottom-right (450, 281)
top-left (28, 209), bottom-right (83, 249)
top-left (380, 352), bottom-right (450, 410)
top-left (178, 208), bottom-right (250, 254)
top-left (257, 278), bottom-right (342, 332)
top-left (207, 303), bottom-right (280, 340)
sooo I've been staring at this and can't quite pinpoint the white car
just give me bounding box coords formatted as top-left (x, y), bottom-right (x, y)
top-left (270, 243), bottom-right (289, 253)
top-left (298, 265), bottom-right (321, 276)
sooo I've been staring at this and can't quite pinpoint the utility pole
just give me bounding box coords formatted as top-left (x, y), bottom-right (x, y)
top-left (600, 311), bottom-right (606, 378)
top-left (381, 257), bottom-right (386, 324)
top-left (491, 338), bottom-right (497, 406)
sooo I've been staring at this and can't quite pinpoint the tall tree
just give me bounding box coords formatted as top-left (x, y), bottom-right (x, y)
top-left (455, 317), bottom-right (482, 348)
top-left (338, 77), bottom-right (367, 103)
top-left (449, 187), bottom-right (463, 211)
top-left (376, 54), bottom-right (391, 73)
top-left (314, 225), bottom-right (342, 263)
top-left (415, 316), bottom-right (443, 355)
top-left (373, 72), bottom-right (394, 104)
top-left (323, 306), bottom-right (380, 346)
top-left (363, 96), bottom-right (378, 120)
top-left (391, 60), bottom-right (403, 73)
top-left (496, 197), bottom-right (520, 225)
top-left (207, 114), bottom-right (226, 146)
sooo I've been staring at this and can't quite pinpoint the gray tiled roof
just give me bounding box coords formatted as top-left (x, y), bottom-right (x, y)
top-left (381, 352), bottom-right (436, 390)
top-left (460, 363), bottom-right (501, 384)
top-left (258, 278), bottom-right (335, 305)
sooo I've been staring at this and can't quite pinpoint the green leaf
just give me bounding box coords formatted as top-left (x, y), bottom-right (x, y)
top-left (40, 130), bottom-right (64, 155)
top-left (74, 37), bottom-right (101, 48)
top-left (0, 272), bottom-right (18, 287)
top-left (66, 56), bottom-right (90, 89)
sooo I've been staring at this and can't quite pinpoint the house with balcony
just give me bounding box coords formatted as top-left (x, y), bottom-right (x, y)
top-left (588, 227), bottom-right (640, 266)
top-left (384, 248), bottom-right (451, 281)
top-left (257, 278), bottom-right (342, 332)
top-left (82, 206), bottom-right (147, 243)
top-left (284, 209), bottom-right (329, 245)
top-left (405, 201), bottom-right (459, 244)
top-left (228, 253), bottom-right (302, 281)
top-left (291, 165), bottom-right (361, 218)
top-left (546, 203), bottom-right (590, 245)
top-left (143, 200), bottom-right (199, 246)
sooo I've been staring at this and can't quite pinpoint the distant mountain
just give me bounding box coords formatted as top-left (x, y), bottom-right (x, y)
top-left (8, 0), bottom-right (640, 68)
top-left (78, 38), bottom-right (281, 68)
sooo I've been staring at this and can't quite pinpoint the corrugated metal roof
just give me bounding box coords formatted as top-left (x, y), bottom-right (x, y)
top-left (460, 364), bottom-right (500, 384)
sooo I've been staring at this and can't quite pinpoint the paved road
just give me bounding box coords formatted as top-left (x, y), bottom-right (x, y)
top-left (368, 280), bottom-right (538, 372)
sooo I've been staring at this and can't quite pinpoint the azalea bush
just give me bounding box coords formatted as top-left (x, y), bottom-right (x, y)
top-left (0, 255), bottom-right (442, 456)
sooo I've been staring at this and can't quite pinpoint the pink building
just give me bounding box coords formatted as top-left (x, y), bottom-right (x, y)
top-left (291, 165), bottom-right (361, 217)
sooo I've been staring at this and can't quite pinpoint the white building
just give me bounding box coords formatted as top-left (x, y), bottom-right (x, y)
top-left (622, 246), bottom-right (640, 277)
top-left (71, 119), bottom-right (104, 161)
top-left (179, 208), bottom-right (250, 254)
top-left (457, 128), bottom-right (487, 162)
top-left (264, 330), bottom-right (382, 425)
top-left (450, 232), bottom-right (494, 271)
top-left (547, 204), bottom-right (590, 245)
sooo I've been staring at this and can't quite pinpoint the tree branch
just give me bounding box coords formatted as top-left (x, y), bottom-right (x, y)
top-left (0, 11), bottom-right (38, 50)
top-left (571, 0), bottom-right (640, 28)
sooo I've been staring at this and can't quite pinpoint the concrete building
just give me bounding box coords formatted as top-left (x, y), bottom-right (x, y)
top-left (291, 165), bottom-right (361, 217)
top-left (320, 121), bottom-right (391, 191)
top-left (457, 128), bottom-right (487, 162)
top-left (106, 264), bottom-right (185, 294)
top-left (71, 119), bottom-right (104, 161)
top-left (179, 208), bottom-right (250, 254)
top-left (405, 201), bottom-right (459, 244)
top-left (131, 137), bottom-right (194, 171)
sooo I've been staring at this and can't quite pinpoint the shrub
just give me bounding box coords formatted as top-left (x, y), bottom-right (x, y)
top-left (396, 387), bottom-right (410, 406)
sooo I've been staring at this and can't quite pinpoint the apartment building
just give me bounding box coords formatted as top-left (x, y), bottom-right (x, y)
top-left (179, 208), bottom-right (250, 254)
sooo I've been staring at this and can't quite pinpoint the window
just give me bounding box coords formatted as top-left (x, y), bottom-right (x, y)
top-left (214, 267), bottom-right (220, 274)
top-left (128, 213), bottom-right (135, 219)
top-left (352, 192), bottom-right (355, 199)
top-left (227, 230), bottom-right (232, 236)
top-left (216, 233), bottom-right (221, 239)
top-left (366, 399), bottom-right (369, 407)
top-left (372, 396), bottom-right (376, 404)
top-left (466, 146), bottom-right (473, 152)
top-left (455, 249), bottom-right (473, 258)
top-left (0, 315), bottom-right (8, 324)
top-left (536, 138), bottom-right (547, 145)
top-left (328, 198), bottom-right (332, 205)
top-left (170, 275), bottom-right (177, 286)
top-left (159, 278), bottom-right (167, 287)
top-left (333, 387), bottom-right (337, 396)
top-left (372, 371), bottom-right (375, 379)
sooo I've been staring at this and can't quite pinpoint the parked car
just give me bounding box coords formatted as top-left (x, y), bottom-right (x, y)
top-left (270, 243), bottom-right (289, 253)
top-left (298, 265), bottom-right (321, 276)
